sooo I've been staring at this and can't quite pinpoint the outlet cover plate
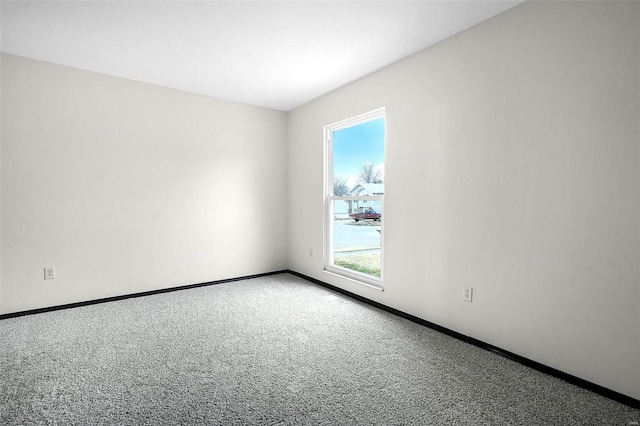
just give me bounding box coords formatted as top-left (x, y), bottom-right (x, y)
top-left (44, 267), bottom-right (55, 280)
top-left (463, 286), bottom-right (473, 302)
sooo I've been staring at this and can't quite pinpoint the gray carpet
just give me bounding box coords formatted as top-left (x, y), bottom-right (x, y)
top-left (1, 273), bottom-right (638, 425)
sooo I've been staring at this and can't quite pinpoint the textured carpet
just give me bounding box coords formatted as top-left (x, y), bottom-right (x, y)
top-left (1, 273), bottom-right (638, 425)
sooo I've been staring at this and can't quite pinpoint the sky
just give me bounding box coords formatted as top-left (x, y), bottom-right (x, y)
top-left (333, 117), bottom-right (385, 188)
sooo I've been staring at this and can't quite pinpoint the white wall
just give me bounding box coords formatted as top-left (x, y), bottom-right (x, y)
top-left (288, 1), bottom-right (640, 400)
top-left (1, 53), bottom-right (288, 314)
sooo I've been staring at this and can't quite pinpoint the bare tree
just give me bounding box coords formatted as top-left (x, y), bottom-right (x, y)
top-left (358, 162), bottom-right (383, 184)
top-left (333, 177), bottom-right (350, 196)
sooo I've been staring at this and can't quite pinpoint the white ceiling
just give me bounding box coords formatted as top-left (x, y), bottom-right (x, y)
top-left (1, 1), bottom-right (522, 111)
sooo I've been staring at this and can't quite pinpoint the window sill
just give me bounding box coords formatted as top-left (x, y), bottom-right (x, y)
top-left (323, 267), bottom-right (384, 292)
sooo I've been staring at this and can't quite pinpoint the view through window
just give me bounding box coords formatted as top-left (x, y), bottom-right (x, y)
top-left (324, 109), bottom-right (385, 287)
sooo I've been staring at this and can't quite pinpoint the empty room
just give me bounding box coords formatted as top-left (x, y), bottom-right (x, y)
top-left (1, 0), bottom-right (639, 424)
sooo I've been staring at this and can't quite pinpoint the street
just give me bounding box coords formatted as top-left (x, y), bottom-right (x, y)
top-left (333, 220), bottom-right (381, 253)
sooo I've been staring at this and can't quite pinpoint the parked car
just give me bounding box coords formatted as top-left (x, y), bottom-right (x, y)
top-left (349, 208), bottom-right (381, 222)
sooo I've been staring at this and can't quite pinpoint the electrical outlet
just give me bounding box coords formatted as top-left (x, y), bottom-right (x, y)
top-left (44, 267), bottom-right (55, 280)
top-left (309, 249), bottom-right (313, 257)
top-left (463, 286), bottom-right (473, 302)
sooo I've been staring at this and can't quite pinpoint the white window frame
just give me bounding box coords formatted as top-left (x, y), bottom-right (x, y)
top-left (323, 108), bottom-right (386, 289)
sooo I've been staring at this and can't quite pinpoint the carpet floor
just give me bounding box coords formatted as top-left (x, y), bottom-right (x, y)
top-left (1, 273), bottom-right (638, 425)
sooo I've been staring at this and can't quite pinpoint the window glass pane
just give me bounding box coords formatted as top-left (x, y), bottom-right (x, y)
top-left (331, 200), bottom-right (382, 278)
top-left (332, 118), bottom-right (385, 196)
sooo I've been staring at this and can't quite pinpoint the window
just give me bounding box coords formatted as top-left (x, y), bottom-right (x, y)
top-left (324, 108), bottom-right (385, 288)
